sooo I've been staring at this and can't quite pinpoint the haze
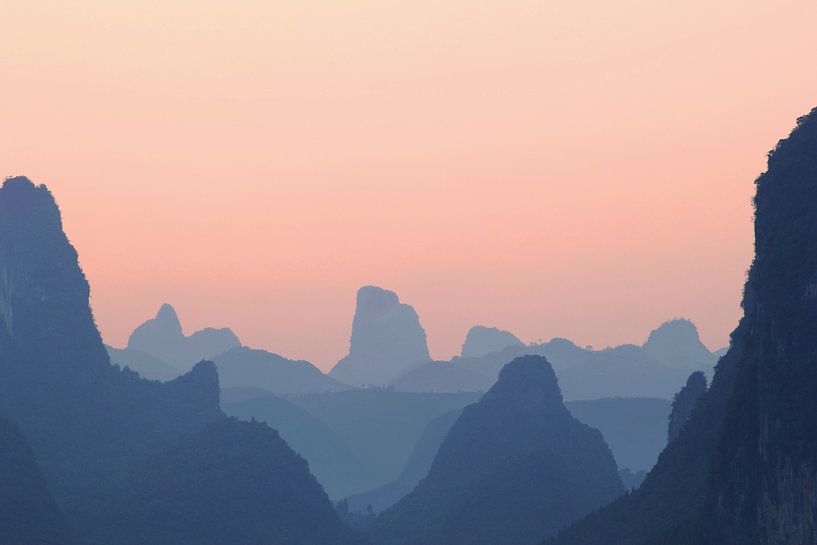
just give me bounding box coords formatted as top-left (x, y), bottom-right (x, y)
top-left (3, 0), bottom-right (816, 369)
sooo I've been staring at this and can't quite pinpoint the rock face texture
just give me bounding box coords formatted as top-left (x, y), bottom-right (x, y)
top-left (460, 325), bottom-right (523, 358)
top-left (331, 286), bottom-right (430, 386)
top-left (667, 371), bottom-right (707, 443)
top-left (0, 177), bottom-right (360, 545)
top-left (374, 355), bottom-right (623, 545)
top-left (548, 108), bottom-right (817, 545)
top-left (0, 414), bottom-right (67, 545)
top-left (127, 303), bottom-right (241, 371)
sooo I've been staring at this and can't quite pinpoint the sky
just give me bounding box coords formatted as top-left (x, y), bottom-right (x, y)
top-left (2, 0), bottom-right (817, 370)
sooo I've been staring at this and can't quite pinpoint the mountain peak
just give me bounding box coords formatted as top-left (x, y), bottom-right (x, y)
top-left (489, 354), bottom-right (563, 405)
top-left (642, 318), bottom-right (713, 368)
top-left (461, 325), bottom-right (523, 358)
top-left (154, 303), bottom-right (183, 332)
top-left (330, 285), bottom-right (430, 386)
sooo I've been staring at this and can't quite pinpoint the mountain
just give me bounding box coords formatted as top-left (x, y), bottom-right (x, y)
top-left (399, 328), bottom-right (718, 399)
top-left (125, 303), bottom-right (241, 370)
top-left (0, 414), bottom-right (67, 545)
top-left (0, 177), bottom-right (356, 544)
top-left (391, 360), bottom-right (492, 393)
top-left (667, 371), bottom-right (707, 443)
top-left (330, 286), bottom-right (430, 386)
top-left (222, 389), bottom-right (373, 499)
top-left (213, 346), bottom-right (350, 394)
top-left (106, 344), bottom-right (180, 381)
top-left (642, 319), bottom-right (714, 371)
top-left (547, 107), bottom-right (817, 545)
top-left (460, 325), bottom-right (523, 358)
top-left (373, 355), bottom-right (624, 545)
top-left (287, 389), bottom-right (479, 488)
top-left (565, 397), bottom-right (670, 472)
top-left (344, 410), bottom-right (461, 514)
top-left (85, 418), bottom-right (366, 545)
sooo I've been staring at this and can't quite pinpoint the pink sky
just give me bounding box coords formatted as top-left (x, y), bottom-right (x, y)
top-left (3, 0), bottom-right (817, 370)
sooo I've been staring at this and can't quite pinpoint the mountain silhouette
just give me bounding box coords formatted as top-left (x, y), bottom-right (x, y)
top-left (642, 318), bottom-right (714, 371)
top-left (401, 327), bottom-right (717, 399)
top-left (0, 177), bottom-right (358, 544)
top-left (373, 355), bottom-right (624, 545)
top-left (460, 325), bottom-right (523, 358)
top-left (213, 346), bottom-right (350, 394)
top-left (547, 107), bottom-right (817, 545)
top-left (125, 303), bottom-right (240, 371)
top-left (330, 286), bottom-right (431, 386)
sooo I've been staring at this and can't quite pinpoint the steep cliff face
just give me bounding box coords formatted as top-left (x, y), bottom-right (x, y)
top-left (374, 355), bottom-right (623, 545)
top-left (549, 108), bottom-right (817, 545)
top-left (708, 107), bottom-right (817, 545)
top-left (667, 371), bottom-right (707, 443)
top-left (0, 178), bottom-right (355, 545)
top-left (331, 286), bottom-right (430, 386)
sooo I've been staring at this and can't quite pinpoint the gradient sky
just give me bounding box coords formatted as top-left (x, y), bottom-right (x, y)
top-left (3, 0), bottom-right (817, 370)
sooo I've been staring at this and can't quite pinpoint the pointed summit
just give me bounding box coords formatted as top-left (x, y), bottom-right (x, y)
top-left (330, 285), bottom-right (430, 386)
top-left (126, 303), bottom-right (240, 369)
top-left (374, 355), bottom-right (623, 545)
top-left (154, 303), bottom-right (183, 333)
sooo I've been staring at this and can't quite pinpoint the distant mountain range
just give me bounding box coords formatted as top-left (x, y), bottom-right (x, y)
top-left (394, 318), bottom-right (722, 399)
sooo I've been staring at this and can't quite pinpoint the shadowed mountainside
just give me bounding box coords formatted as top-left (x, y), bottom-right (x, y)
top-left (547, 107), bottom-right (817, 545)
top-left (222, 389), bottom-right (373, 499)
top-left (0, 414), bottom-right (67, 545)
top-left (0, 177), bottom-right (363, 545)
top-left (373, 355), bottom-right (623, 545)
top-left (344, 410), bottom-right (461, 514)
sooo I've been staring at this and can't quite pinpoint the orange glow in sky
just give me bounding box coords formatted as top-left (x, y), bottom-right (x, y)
top-left (3, 0), bottom-right (817, 369)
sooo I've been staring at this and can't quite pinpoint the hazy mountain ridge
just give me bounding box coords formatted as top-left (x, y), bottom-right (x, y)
top-left (395, 319), bottom-right (719, 399)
